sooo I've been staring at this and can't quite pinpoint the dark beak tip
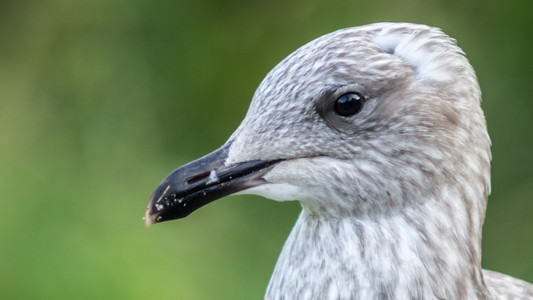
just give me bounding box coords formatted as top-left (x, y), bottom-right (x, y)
top-left (143, 184), bottom-right (171, 227)
top-left (143, 142), bottom-right (282, 227)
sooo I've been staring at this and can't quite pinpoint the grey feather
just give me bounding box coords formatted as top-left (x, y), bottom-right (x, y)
top-left (151, 22), bottom-right (533, 299)
top-left (225, 23), bottom-right (533, 299)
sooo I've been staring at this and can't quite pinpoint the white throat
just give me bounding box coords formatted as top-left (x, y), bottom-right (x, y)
top-left (265, 190), bottom-right (489, 300)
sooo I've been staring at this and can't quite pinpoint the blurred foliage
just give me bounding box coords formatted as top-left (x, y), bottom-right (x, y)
top-left (0, 0), bottom-right (531, 299)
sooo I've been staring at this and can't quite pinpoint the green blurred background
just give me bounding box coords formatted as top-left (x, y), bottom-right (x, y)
top-left (1, 0), bottom-right (531, 299)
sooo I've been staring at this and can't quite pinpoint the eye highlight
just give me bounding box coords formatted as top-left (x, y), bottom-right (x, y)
top-left (334, 92), bottom-right (365, 116)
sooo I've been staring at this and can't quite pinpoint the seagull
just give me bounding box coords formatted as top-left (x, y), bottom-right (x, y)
top-left (144, 23), bottom-right (533, 299)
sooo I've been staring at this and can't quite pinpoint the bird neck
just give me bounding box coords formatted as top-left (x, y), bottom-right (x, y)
top-left (265, 200), bottom-right (490, 299)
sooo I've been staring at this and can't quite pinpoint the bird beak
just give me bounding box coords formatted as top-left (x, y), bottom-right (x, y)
top-left (144, 142), bottom-right (280, 227)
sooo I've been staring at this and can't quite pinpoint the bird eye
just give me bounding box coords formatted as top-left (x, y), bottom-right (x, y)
top-left (334, 92), bottom-right (365, 116)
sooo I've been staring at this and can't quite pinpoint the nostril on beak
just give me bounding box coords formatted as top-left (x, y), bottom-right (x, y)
top-left (186, 171), bottom-right (212, 185)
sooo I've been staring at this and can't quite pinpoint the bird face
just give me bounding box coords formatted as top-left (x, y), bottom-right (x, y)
top-left (145, 23), bottom-right (490, 225)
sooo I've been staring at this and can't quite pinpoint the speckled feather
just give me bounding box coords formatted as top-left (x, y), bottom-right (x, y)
top-left (223, 23), bottom-right (532, 299)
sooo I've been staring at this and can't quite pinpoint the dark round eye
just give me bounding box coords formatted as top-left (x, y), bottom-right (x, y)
top-left (334, 92), bottom-right (365, 116)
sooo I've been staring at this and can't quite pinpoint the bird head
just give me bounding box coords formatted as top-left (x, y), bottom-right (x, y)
top-left (144, 23), bottom-right (490, 226)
